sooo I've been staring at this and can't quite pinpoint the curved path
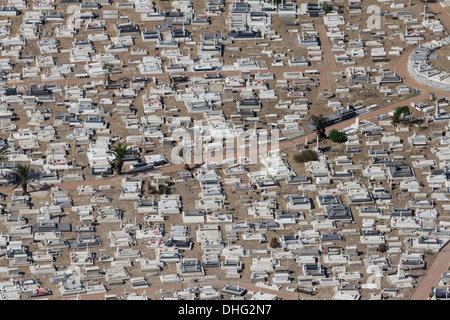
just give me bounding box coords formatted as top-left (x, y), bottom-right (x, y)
top-left (410, 242), bottom-right (450, 300)
top-left (2, 15), bottom-right (450, 300)
top-left (385, 46), bottom-right (450, 97)
top-left (383, 2), bottom-right (450, 98)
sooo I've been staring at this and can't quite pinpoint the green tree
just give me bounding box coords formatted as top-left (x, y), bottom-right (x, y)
top-left (14, 164), bottom-right (30, 194)
top-left (108, 143), bottom-right (131, 174)
top-left (310, 114), bottom-right (328, 139)
top-left (392, 106), bottom-right (411, 124)
top-left (322, 2), bottom-right (334, 14)
top-left (103, 62), bottom-right (114, 85)
top-left (293, 149), bottom-right (318, 163)
top-left (329, 129), bottom-right (347, 143)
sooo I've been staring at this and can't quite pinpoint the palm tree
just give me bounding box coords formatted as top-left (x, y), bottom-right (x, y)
top-left (103, 62), bottom-right (114, 85)
top-left (310, 114), bottom-right (328, 140)
top-left (0, 146), bottom-right (8, 160)
top-left (14, 164), bottom-right (30, 194)
top-left (108, 143), bottom-right (131, 175)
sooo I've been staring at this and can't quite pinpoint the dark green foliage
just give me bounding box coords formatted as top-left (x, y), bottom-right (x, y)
top-left (14, 164), bottom-right (30, 194)
top-left (310, 114), bottom-right (328, 139)
top-left (158, 184), bottom-right (168, 194)
top-left (108, 143), bottom-right (131, 174)
top-left (322, 2), bottom-right (334, 13)
top-left (329, 129), bottom-right (347, 143)
top-left (392, 106), bottom-right (411, 124)
top-left (103, 63), bottom-right (114, 85)
top-left (293, 150), bottom-right (318, 163)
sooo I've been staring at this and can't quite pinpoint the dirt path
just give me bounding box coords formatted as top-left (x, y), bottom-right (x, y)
top-left (410, 242), bottom-right (450, 300)
top-left (0, 89), bottom-right (429, 196)
top-left (317, 24), bottom-right (337, 70)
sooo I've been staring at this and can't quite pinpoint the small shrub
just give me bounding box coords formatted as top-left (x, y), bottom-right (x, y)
top-left (148, 185), bottom-right (157, 194)
top-left (329, 129), bottom-right (347, 143)
top-left (322, 2), bottom-right (334, 14)
top-left (269, 237), bottom-right (279, 249)
top-left (158, 184), bottom-right (168, 194)
top-left (293, 149), bottom-right (318, 163)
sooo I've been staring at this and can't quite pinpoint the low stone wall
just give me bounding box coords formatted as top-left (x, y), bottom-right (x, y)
top-left (407, 42), bottom-right (450, 92)
top-left (408, 61), bottom-right (450, 92)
